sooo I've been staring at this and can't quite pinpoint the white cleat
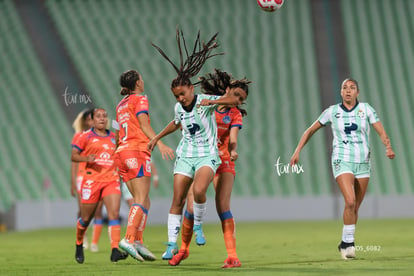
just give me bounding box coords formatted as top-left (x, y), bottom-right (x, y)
top-left (135, 241), bottom-right (156, 261)
top-left (119, 238), bottom-right (144, 262)
top-left (339, 246), bottom-right (356, 260)
top-left (83, 236), bottom-right (89, 250)
top-left (90, 243), bottom-right (99, 252)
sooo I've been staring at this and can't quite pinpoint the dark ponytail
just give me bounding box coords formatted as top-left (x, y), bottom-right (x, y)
top-left (119, 70), bottom-right (140, 95)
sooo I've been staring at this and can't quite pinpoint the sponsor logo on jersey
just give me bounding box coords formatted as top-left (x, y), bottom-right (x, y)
top-left (125, 158), bottom-right (138, 169)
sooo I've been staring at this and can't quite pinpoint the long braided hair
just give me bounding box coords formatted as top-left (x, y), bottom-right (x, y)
top-left (198, 69), bottom-right (251, 116)
top-left (152, 28), bottom-right (223, 89)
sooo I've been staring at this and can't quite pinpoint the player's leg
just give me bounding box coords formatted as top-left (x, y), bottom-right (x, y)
top-left (163, 173), bottom-right (192, 260)
top-left (101, 182), bottom-right (128, 263)
top-left (214, 172), bottom-right (240, 268)
top-left (90, 200), bottom-right (104, 252)
top-left (76, 175), bottom-right (89, 249)
top-left (119, 176), bottom-right (150, 262)
top-left (135, 195), bottom-right (149, 242)
top-left (191, 166), bottom-right (215, 246)
top-left (336, 172), bottom-right (357, 259)
top-left (75, 202), bottom-right (98, 264)
top-left (354, 177), bottom-right (369, 223)
top-left (133, 195), bottom-right (156, 261)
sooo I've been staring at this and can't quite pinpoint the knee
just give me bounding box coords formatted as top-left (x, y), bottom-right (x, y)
top-left (344, 198), bottom-right (356, 210)
top-left (107, 210), bottom-right (119, 220)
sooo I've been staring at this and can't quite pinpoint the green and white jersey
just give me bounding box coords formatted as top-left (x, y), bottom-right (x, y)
top-left (318, 102), bottom-right (379, 163)
top-left (174, 94), bottom-right (220, 158)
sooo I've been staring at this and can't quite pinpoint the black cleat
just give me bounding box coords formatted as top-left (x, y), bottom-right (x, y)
top-left (75, 244), bottom-right (84, 264)
top-left (110, 248), bottom-right (129, 262)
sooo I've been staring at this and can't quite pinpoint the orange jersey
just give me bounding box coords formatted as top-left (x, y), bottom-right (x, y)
top-left (72, 128), bottom-right (118, 182)
top-left (71, 132), bottom-right (87, 176)
top-left (215, 107), bottom-right (243, 159)
top-left (115, 94), bottom-right (150, 153)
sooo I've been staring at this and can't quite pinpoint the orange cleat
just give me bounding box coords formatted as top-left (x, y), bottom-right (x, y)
top-left (222, 257), bottom-right (241, 268)
top-left (168, 249), bottom-right (189, 266)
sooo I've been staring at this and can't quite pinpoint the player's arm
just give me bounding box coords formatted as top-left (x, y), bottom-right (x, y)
top-left (200, 95), bottom-right (240, 107)
top-left (147, 120), bottom-right (180, 152)
top-left (139, 114), bottom-right (175, 160)
top-left (372, 121), bottom-right (395, 159)
top-left (71, 148), bottom-right (95, 163)
top-left (290, 120), bottom-right (324, 165)
top-left (70, 162), bottom-right (79, 197)
top-left (228, 126), bottom-right (240, 161)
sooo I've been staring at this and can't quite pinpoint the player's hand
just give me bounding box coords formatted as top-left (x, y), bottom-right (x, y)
top-left (147, 137), bottom-right (159, 152)
top-left (158, 142), bottom-right (175, 161)
top-left (290, 152), bottom-right (299, 166)
top-left (70, 182), bottom-right (77, 197)
top-left (86, 154), bottom-right (96, 162)
top-left (152, 175), bottom-right (159, 188)
top-left (230, 150), bottom-right (238, 161)
top-left (386, 148), bottom-right (395, 159)
top-left (200, 99), bottom-right (214, 106)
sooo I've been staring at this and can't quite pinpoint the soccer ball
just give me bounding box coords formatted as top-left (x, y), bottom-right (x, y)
top-left (257, 0), bottom-right (284, 12)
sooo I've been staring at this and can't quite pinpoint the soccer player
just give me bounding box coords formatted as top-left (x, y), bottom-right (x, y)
top-left (163, 69), bottom-right (250, 268)
top-left (115, 70), bottom-right (174, 262)
top-left (149, 29), bottom-right (243, 265)
top-left (70, 108), bottom-right (104, 251)
top-left (71, 108), bottom-right (128, 264)
top-left (290, 78), bottom-right (395, 260)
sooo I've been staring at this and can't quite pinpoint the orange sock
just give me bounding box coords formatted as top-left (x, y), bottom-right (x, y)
top-left (91, 219), bottom-right (103, 245)
top-left (220, 211), bottom-right (237, 258)
top-left (125, 204), bottom-right (148, 243)
top-left (135, 212), bottom-right (148, 242)
top-left (180, 210), bottom-right (194, 250)
top-left (76, 218), bottom-right (89, 246)
top-left (108, 219), bottom-right (121, 249)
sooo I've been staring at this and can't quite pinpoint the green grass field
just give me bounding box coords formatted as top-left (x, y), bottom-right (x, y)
top-left (1, 219), bottom-right (413, 275)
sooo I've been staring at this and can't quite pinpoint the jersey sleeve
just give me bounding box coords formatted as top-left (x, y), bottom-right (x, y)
top-left (317, 106), bottom-right (332, 125)
top-left (135, 95), bottom-right (149, 117)
top-left (72, 132), bottom-right (86, 152)
top-left (366, 103), bottom-right (379, 124)
top-left (231, 109), bottom-right (243, 129)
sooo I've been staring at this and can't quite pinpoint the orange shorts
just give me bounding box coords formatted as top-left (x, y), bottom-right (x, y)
top-left (115, 150), bottom-right (151, 182)
top-left (80, 178), bottom-right (121, 204)
top-left (215, 158), bottom-right (236, 177)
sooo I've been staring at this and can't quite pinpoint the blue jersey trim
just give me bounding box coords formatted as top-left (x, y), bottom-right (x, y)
top-left (136, 110), bottom-right (149, 116)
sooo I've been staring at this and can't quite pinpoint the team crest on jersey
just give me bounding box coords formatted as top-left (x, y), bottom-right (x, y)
top-left (357, 109), bottom-right (365, 119)
top-left (222, 115), bottom-right (231, 124)
top-left (92, 138), bottom-right (99, 143)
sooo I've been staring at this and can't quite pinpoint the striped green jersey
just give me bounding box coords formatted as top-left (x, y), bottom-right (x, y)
top-left (318, 102), bottom-right (379, 163)
top-left (174, 94), bottom-right (220, 157)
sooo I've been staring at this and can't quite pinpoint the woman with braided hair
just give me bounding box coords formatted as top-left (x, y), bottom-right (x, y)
top-left (166, 69), bottom-right (250, 268)
top-left (148, 29), bottom-right (242, 265)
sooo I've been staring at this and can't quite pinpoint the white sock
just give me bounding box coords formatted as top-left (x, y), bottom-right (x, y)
top-left (193, 201), bottom-right (206, 226)
top-left (342, 224), bottom-right (356, 243)
top-left (167, 213), bottom-right (182, 243)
